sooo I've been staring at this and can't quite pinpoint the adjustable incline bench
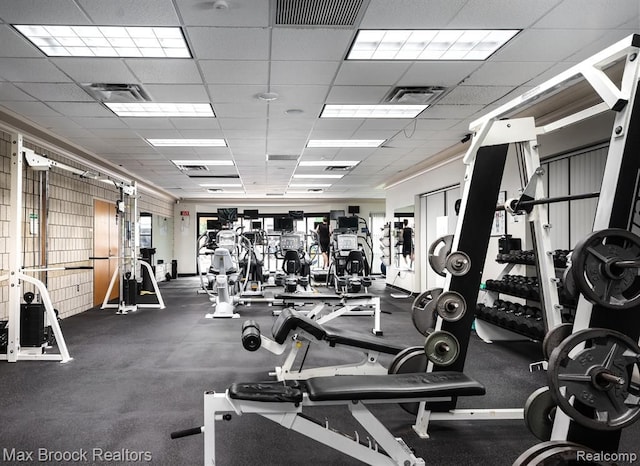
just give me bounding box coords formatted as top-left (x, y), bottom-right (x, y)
top-left (241, 307), bottom-right (403, 380)
top-left (172, 372), bottom-right (485, 465)
top-left (274, 291), bottom-right (383, 335)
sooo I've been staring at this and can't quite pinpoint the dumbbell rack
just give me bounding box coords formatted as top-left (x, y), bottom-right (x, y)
top-left (379, 223), bottom-right (391, 274)
top-left (475, 249), bottom-right (577, 342)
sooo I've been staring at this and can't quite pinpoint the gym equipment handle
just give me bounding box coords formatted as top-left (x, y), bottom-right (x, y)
top-left (170, 426), bottom-right (203, 439)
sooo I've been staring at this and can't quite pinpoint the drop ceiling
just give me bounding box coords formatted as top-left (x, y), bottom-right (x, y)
top-left (0, 0), bottom-right (638, 201)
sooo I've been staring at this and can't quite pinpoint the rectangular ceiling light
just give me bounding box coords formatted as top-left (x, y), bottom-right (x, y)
top-left (147, 139), bottom-right (227, 147)
top-left (298, 160), bottom-right (360, 167)
top-left (348, 29), bottom-right (519, 60)
top-left (307, 139), bottom-right (384, 148)
top-left (106, 103), bottom-right (214, 117)
top-left (293, 174), bottom-right (344, 179)
top-left (321, 104), bottom-right (427, 118)
top-left (199, 183), bottom-right (243, 188)
top-left (13, 25), bottom-right (191, 58)
top-left (289, 183), bottom-right (332, 187)
top-left (172, 159), bottom-right (234, 167)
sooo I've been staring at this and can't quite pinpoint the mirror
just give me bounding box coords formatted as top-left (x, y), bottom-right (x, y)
top-left (394, 205), bottom-right (415, 268)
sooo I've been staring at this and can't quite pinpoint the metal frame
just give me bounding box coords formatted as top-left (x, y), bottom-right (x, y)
top-left (1, 136), bottom-right (71, 363)
top-left (456, 34), bottom-right (640, 452)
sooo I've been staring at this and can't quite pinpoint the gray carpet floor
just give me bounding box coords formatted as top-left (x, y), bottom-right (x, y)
top-left (0, 277), bottom-right (637, 465)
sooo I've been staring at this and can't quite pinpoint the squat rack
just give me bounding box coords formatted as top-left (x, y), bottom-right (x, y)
top-left (426, 34), bottom-right (640, 452)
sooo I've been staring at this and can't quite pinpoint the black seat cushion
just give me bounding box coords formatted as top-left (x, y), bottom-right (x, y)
top-left (323, 329), bottom-right (403, 355)
top-left (305, 372), bottom-right (485, 402)
top-left (229, 381), bottom-right (304, 403)
top-left (270, 308), bottom-right (327, 344)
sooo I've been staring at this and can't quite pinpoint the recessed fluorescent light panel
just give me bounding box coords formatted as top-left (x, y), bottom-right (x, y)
top-left (147, 139), bottom-right (227, 147)
top-left (321, 105), bottom-right (427, 118)
top-left (293, 174), bottom-right (344, 179)
top-left (13, 25), bottom-right (191, 58)
top-left (307, 140), bottom-right (384, 148)
top-left (106, 103), bottom-right (214, 117)
top-left (172, 159), bottom-right (234, 167)
top-left (289, 183), bottom-right (332, 188)
top-left (348, 29), bottom-right (519, 60)
top-left (298, 160), bottom-right (360, 167)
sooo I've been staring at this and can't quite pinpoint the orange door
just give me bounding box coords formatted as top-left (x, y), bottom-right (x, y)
top-left (93, 199), bottom-right (119, 305)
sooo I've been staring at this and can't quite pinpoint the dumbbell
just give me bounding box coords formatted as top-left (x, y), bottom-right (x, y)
top-left (241, 320), bottom-right (261, 351)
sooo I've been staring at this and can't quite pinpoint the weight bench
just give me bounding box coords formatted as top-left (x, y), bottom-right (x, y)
top-left (188, 372), bottom-right (486, 466)
top-left (274, 291), bottom-right (383, 335)
top-left (241, 307), bottom-right (402, 380)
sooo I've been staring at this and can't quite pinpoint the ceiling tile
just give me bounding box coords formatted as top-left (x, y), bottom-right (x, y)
top-left (14, 83), bottom-right (94, 101)
top-left (208, 84), bottom-right (267, 103)
top-left (492, 29), bottom-right (611, 62)
top-left (420, 104), bottom-right (485, 119)
top-left (0, 82), bottom-right (36, 101)
top-left (77, 0), bottom-right (180, 25)
top-left (535, 0), bottom-right (637, 29)
top-left (439, 85), bottom-right (515, 105)
top-left (71, 116), bottom-right (127, 129)
top-left (47, 101), bottom-right (113, 117)
top-left (360, 0), bottom-right (466, 28)
top-left (50, 58), bottom-right (139, 84)
top-left (464, 61), bottom-right (556, 86)
top-left (120, 117), bottom-right (176, 130)
top-left (187, 27), bottom-right (270, 60)
top-left (200, 60), bottom-right (269, 85)
top-left (178, 129), bottom-right (226, 139)
top-left (176, 0), bottom-right (270, 26)
top-left (0, 58), bottom-right (72, 82)
top-left (126, 59), bottom-right (203, 84)
top-left (326, 85), bottom-right (390, 104)
top-left (144, 84), bottom-right (210, 102)
top-left (0, 25), bottom-right (43, 58)
top-left (449, 0), bottom-right (562, 28)
top-left (271, 28), bottom-right (354, 61)
top-left (170, 117), bottom-right (221, 129)
top-left (213, 102), bottom-right (268, 118)
top-left (0, 0), bottom-right (89, 23)
top-left (268, 103), bottom-right (323, 119)
top-left (0, 101), bottom-right (61, 116)
top-left (334, 62), bottom-right (411, 86)
top-left (269, 85), bottom-right (330, 105)
top-left (400, 62), bottom-right (482, 87)
top-left (89, 128), bottom-right (140, 138)
top-left (270, 61), bottom-right (341, 85)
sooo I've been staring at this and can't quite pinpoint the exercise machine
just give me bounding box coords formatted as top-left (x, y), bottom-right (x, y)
top-left (205, 229), bottom-right (242, 319)
top-left (274, 232), bottom-right (311, 293)
top-left (240, 308), bottom-right (399, 380)
top-left (328, 217), bottom-right (372, 294)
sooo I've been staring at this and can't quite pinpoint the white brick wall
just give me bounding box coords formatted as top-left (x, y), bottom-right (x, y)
top-left (0, 130), bottom-right (175, 320)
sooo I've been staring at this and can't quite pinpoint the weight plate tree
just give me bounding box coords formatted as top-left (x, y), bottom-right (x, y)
top-left (524, 386), bottom-right (557, 441)
top-left (571, 228), bottom-right (640, 310)
top-left (512, 441), bottom-right (601, 466)
top-left (547, 328), bottom-right (640, 431)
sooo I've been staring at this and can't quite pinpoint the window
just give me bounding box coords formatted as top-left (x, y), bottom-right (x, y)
top-left (139, 213), bottom-right (152, 248)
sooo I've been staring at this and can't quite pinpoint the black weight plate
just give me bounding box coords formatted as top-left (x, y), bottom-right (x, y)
top-left (424, 330), bottom-right (459, 367)
top-left (542, 323), bottom-right (573, 361)
top-left (428, 235), bottom-right (454, 277)
top-left (512, 441), bottom-right (598, 466)
top-left (388, 346), bottom-right (428, 415)
top-left (571, 228), bottom-right (640, 309)
top-left (548, 328), bottom-right (640, 431)
top-left (523, 387), bottom-right (556, 441)
top-left (411, 288), bottom-right (442, 336)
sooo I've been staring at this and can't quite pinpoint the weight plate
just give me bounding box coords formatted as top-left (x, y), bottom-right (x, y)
top-left (571, 228), bottom-right (640, 309)
top-left (411, 288), bottom-right (442, 336)
top-left (388, 346), bottom-right (428, 415)
top-left (445, 251), bottom-right (471, 276)
top-left (542, 323), bottom-right (573, 361)
top-left (561, 265), bottom-right (577, 301)
top-left (524, 387), bottom-right (556, 441)
top-left (428, 235), bottom-right (454, 277)
top-left (435, 291), bottom-right (466, 322)
top-left (424, 330), bottom-right (459, 367)
top-left (513, 441), bottom-right (600, 466)
top-left (548, 328), bottom-right (640, 431)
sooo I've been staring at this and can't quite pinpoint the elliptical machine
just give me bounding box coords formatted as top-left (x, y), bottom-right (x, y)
top-left (275, 232), bottom-right (311, 293)
top-left (206, 229), bottom-right (241, 318)
top-left (329, 216), bottom-right (371, 293)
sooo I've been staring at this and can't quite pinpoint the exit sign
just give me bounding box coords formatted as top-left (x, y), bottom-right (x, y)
top-left (180, 210), bottom-right (190, 216)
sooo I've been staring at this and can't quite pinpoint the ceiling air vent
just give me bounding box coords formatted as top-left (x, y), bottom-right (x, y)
top-left (177, 164), bottom-right (209, 172)
top-left (308, 188), bottom-right (324, 193)
top-left (273, 0), bottom-right (367, 27)
top-left (385, 86), bottom-right (447, 105)
top-left (324, 165), bottom-right (352, 171)
top-left (207, 188), bottom-right (223, 193)
top-left (81, 83), bottom-right (151, 103)
top-left (266, 193), bottom-right (285, 197)
top-left (267, 154), bottom-right (299, 161)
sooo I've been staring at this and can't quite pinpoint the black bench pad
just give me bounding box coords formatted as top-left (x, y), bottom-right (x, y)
top-left (275, 293), bottom-right (343, 301)
top-left (324, 329), bottom-right (403, 355)
top-left (305, 372), bottom-right (485, 402)
top-left (271, 308), bottom-right (326, 344)
top-left (341, 293), bottom-right (375, 299)
top-left (229, 381), bottom-right (303, 403)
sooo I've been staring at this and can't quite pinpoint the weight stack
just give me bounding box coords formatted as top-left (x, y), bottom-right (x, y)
top-left (20, 303), bottom-right (45, 347)
top-left (123, 278), bottom-right (138, 305)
